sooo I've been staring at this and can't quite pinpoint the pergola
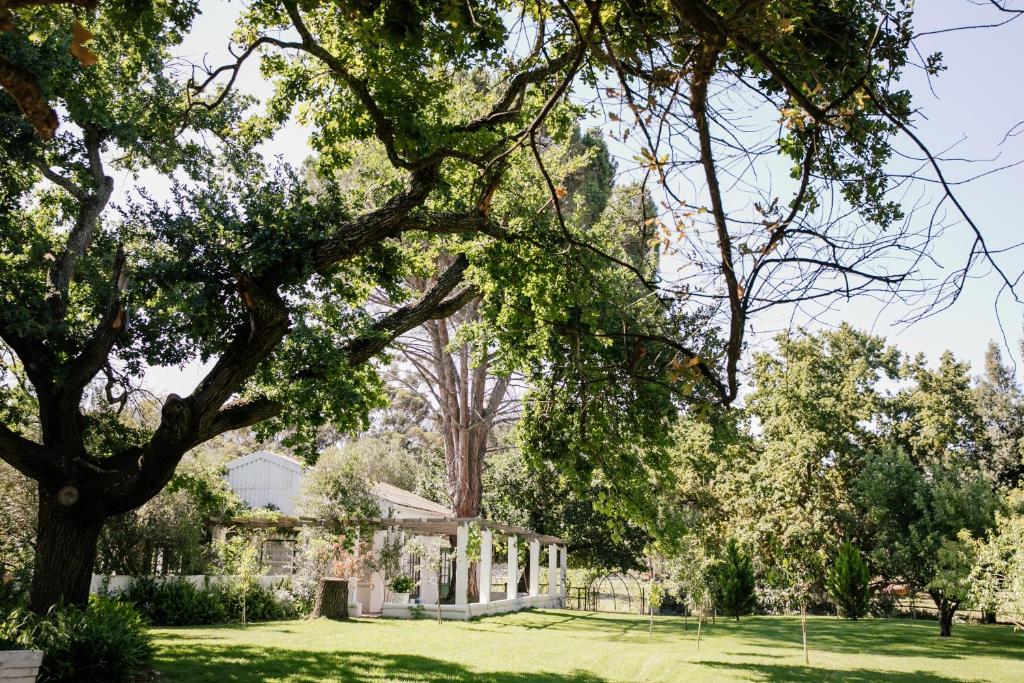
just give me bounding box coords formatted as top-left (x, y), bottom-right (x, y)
top-left (216, 514), bottom-right (569, 620)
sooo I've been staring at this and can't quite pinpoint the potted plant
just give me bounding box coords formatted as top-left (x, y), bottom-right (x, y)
top-left (0, 638), bottom-right (43, 683)
top-left (389, 575), bottom-right (415, 604)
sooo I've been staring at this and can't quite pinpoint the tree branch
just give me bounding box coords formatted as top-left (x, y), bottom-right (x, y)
top-left (343, 254), bottom-right (476, 366)
top-left (312, 166), bottom-right (439, 271)
top-left (0, 421), bottom-right (60, 484)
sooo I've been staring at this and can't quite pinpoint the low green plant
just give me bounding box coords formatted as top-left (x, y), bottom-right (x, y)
top-left (0, 562), bottom-right (31, 614)
top-left (119, 576), bottom-right (227, 626)
top-left (827, 541), bottom-right (871, 620)
top-left (0, 596), bottom-right (152, 683)
top-left (409, 603), bottom-right (427, 620)
top-left (118, 575), bottom-right (298, 626)
top-left (389, 575), bottom-right (415, 593)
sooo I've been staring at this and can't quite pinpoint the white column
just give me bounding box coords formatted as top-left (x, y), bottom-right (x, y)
top-left (348, 529), bottom-right (361, 609)
top-left (455, 523), bottom-right (469, 606)
top-left (419, 553), bottom-right (438, 605)
top-left (548, 543), bottom-right (558, 598)
top-left (507, 535), bottom-right (518, 600)
top-left (480, 529), bottom-right (493, 605)
top-left (529, 539), bottom-right (540, 597)
top-left (370, 529), bottom-right (386, 611)
top-left (560, 545), bottom-right (568, 600)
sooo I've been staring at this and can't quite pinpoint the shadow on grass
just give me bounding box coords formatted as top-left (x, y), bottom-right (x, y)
top-left (708, 617), bottom-right (1024, 662)
top-left (488, 611), bottom-right (647, 638)
top-left (701, 660), bottom-right (966, 682)
top-left (154, 642), bottom-right (606, 683)
top-left (503, 611), bottom-right (1024, 663)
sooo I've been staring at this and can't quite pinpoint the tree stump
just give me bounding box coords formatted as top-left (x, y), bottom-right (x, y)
top-left (313, 578), bottom-right (350, 619)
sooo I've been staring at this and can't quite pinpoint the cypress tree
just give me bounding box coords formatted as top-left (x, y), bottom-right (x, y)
top-left (713, 538), bottom-right (756, 621)
top-left (827, 541), bottom-right (872, 619)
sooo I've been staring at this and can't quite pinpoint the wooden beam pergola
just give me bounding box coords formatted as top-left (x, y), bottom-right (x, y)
top-left (210, 514), bottom-right (568, 545)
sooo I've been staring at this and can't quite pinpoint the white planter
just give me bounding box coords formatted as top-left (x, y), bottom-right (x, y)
top-left (0, 649), bottom-right (44, 683)
top-left (391, 592), bottom-right (410, 605)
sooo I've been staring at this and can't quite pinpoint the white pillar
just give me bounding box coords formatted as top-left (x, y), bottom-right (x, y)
top-left (347, 529), bottom-right (363, 611)
top-left (480, 529), bottom-right (493, 604)
top-left (507, 535), bottom-right (518, 600)
top-left (370, 529), bottom-right (386, 611)
top-left (455, 523), bottom-right (469, 606)
top-left (529, 539), bottom-right (540, 597)
top-left (548, 543), bottom-right (558, 598)
top-left (560, 545), bottom-right (568, 600)
top-left (419, 553), bottom-right (438, 605)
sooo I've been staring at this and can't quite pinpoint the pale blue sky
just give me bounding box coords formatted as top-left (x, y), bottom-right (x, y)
top-left (144, 0), bottom-right (1024, 395)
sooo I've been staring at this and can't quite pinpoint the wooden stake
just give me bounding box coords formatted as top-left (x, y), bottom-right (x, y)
top-left (801, 602), bottom-right (809, 665)
top-left (697, 612), bottom-right (703, 651)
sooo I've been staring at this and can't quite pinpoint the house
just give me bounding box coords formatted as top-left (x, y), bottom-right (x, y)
top-left (221, 450), bottom-right (568, 619)
top-left (221, 450), bottom-right (460, 578)
top-left (223, 449), bottom-right (452, 521)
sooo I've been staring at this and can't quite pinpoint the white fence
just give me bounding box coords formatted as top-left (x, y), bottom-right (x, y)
top-left (89, 574), bottom-right (292, 595)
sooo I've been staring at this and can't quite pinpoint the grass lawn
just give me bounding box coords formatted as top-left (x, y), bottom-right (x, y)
top-left (151, 609), bottom-right (1024, 682)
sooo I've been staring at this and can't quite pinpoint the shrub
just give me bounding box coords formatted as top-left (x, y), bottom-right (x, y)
top-left (213, 579), bottom-right (300, 623)
top-left (119, 576), bottom-right (228, 626)
top-left (657, 587), bottom-right (690, 615)
top-left (827, 541), bottom-right (871, 619)
top-left (713, 538), bottom-right (756, 621)
top-left (0, 596), bottom-right (152, 683)
top-left (118, 575), bottom-right (299, 626)
top-left (389, 575), bottom-right (415, 593)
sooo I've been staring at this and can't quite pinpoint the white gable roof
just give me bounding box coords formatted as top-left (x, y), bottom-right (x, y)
top-left (225, 450), bottom-right (304, 515)
top-left (225, 449), bottom-right (303, 474)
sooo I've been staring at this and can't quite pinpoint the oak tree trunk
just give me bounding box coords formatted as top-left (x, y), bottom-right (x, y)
top-left (28, 489), bottom-right (104, 613)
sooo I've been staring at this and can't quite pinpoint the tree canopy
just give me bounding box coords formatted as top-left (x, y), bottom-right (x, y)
top-left (0, 0), bottom-right (1018, 616)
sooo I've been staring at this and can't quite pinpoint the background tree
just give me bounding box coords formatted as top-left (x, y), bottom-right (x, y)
top-left (297, 448), bottom-right (380, 522)
top-left (885, 351), bottom-right (987, 471)
top-left (388, 129), bottom-right (615, 523)
top-left (971, 487), bottom-right (1024, 629)
top-left (856, 446), bottom-right (1000, 636)
top-left (741, 326), bottom-right (898, 596)
top-left (485, 439), bottom-right (649, 575)
top-left (974, 342), bottom-right (1024, 488)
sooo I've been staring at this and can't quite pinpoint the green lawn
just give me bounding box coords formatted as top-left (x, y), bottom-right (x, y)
top-left (151, 609), bottom-right (1024, 682)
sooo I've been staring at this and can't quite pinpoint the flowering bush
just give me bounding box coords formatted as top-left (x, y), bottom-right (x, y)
top-left (330, 535), bottom-right (377, 580)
